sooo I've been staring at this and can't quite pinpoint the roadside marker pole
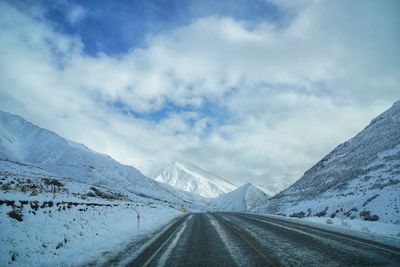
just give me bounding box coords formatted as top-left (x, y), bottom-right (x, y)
top-left (340, 208), bottom-right (344, 226)
top-left (137, 212), bottom-right (141, 233)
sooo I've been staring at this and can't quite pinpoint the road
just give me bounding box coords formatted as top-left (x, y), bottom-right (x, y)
top-left (127, 212), bottom-right (400, 267)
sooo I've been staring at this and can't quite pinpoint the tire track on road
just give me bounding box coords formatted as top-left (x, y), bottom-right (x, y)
top-left (213, 213), bottom-right (277, 267)
top-left (127, 214), bottom-right (189, 267)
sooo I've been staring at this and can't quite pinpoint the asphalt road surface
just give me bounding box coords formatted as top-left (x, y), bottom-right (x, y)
top-left (127, 212), bottom-right (400, 267)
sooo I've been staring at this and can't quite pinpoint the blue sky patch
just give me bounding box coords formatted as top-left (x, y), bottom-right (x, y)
top-left (10, 0), bottom-right (285, 56)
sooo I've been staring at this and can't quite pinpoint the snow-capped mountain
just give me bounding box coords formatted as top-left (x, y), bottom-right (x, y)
top-left (257, 101), bottom-right (400, 224)
top-left (257, 182), bottom-right (291, 197)
top-left (155, 161), bottom-right (237, 198)
top-left (213, 183), bottom-right (269, 211)
top-left (0, 111), bottom-right (201, 205)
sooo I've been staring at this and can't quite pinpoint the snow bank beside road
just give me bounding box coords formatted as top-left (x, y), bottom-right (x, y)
top-left (0, 199), bottom-right (181, 266)
top-left (0, 161), bottom-right (182, 266)
top-left (253, 213), bottom-right (400, 248)
top-left (304, 216), bottom-right (400, 240)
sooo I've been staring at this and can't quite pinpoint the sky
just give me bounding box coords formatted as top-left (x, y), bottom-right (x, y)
top-left (0, 0), bottom-right (399, 186)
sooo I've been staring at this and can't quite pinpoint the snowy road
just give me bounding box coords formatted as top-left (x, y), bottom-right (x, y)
top-left (128, 212), bottom-right (400, 267)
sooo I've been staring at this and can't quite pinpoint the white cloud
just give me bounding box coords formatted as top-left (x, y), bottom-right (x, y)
top-left (66, 4), bottom-right (86, 25)
top-left (0, 1), bottom-right (399, 185)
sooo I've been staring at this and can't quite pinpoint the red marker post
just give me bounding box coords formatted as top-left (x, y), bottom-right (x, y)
top-left (136, 212), bottom-right (141, 233)
top-left (340, 208), bottom-right (344, 226)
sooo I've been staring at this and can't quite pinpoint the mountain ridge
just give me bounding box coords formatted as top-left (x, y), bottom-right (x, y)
top-left (0, 110), bottom-right (202, 206)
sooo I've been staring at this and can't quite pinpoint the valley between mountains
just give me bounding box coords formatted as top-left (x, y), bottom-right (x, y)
top-left (1, 101), bottom-right (399, 266)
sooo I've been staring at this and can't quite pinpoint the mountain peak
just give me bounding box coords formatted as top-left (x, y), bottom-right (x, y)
top-left (238, 182), bottom-right (255, 191)
top-left (155, 161), bottom-right (237, 198)
top-left (213, 182), bottom-right (269, 211)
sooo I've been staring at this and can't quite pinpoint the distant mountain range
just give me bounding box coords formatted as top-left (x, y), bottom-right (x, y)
top-left (255, 101), bottom-right (400, 224)
top-left (155, 162), bottom-right (237, 198)
top-left (0, 110), bottom-right (278, 212)
top-left (154, 162), bottom-right (280, 211)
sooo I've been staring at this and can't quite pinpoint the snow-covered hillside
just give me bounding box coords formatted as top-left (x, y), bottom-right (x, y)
top-left (155, 162), bottom-right (237, 198)
top-left (213, 183), bottom-right (269, 211)
top-left (0, 159), bottom-right (184, 266)
top-left (0, 111), bottom-right (208, 265)
top-left (257, 182), bottom-right (291, 197)
top-left (0, 111), bottom-right (200, 205)
top-left (257, 101), bottom-right (400, 224)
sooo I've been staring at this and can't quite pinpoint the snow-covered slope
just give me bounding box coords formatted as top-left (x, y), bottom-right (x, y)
top-left (155, 162), bottom-right (237, 198)
top-left (0, 111), bottom-right (201, 206)
top-left (257, 182), bottom-right (291, 197)
top-left (258, 101), bottom-right (400, 224)
top-left (213, 183), bottom-right (269, 211)
top-left (0, 159), bottom-right (185, 266)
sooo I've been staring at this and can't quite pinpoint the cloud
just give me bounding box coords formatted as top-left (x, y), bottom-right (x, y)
top-left (0, 0), bottom-right (399, 185)
top-left (66, 4), bottom-right (86, 25)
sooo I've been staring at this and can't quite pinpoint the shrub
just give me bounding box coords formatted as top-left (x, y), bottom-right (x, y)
top-left (1, 183), bottom-right (12, 191)
top-left (363, 194), bottom-right (379, 207)
top-left (20, 185), bottom-right (30, 193)
top-left (8, 209), bottom-right (23, 222)
top-left (344, 207), bottom-right (358, 217)
top-left (85, 192), bottom-right (96, 198)
top-left (90, 187), bottom-right (115, 199)
top-left (30, 201), bottom-right (39, 210)
top-left (315, 207), bottom-right (328, 217)
top-left (11, 251), bottom-right (18, 262)
top-left (306, 208), bottom-right (312, 217)
top-left (5, 200), bottom-right (15, 206)
top-left (289, 211), bottom-right (305, 218)
top-left (43, 178), bottom-right (64, 187)
top-left (359, 210), bottom-right (379, 221)
top-left (38, 201), bottom-right (54, 208)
